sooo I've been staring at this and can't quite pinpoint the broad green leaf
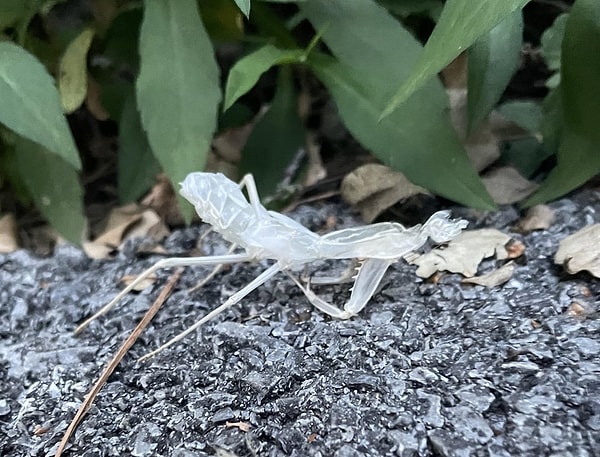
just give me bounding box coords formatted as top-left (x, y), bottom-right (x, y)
top-left (302, 0), bottom-right (494, 209)
top-left (199, 0), bottom-right (245, 42)
top-left (467, 10), bottom-right (523, 133)
top-left (525, 132), bottom-right (600, 206)
top-left (0, 42), bottom-right (81, 169)
top-left (540, 87), bottom-right (562, 154)
top-left (541, 13), bottom-right (568, 89)
top-left (240, 67), bottom-right (304, 197)
top-left (224, 44), bottom-right (304, 111)
top-left (0, 140), bottom-right (31, 205)
top-left (500, 138), bottom-right (551, 178)
top-left (98, 9), bottom-right (142, 120)
top-left (525, 0), bottom-right (600, 205)
top-left (118, 94), bottom-right (161, 203)
top-left (497, 100), bottom-right (542, 134)
top-left (59, 28), bottom-right (95, 113)
top-left (14, 137), bottom-right (84, 244)
top-left (137, 0), bottom-right (221, 222)
top-left (311, 55), bottom-right (494, 209)
top-left (0, 0), bottom-right (27, 30)
top-left (381, 0), bottom-right (531, 119)
top-left (234, 0), bottom-right (251, 17)
top-left (561, 0), bottom-right (600, 143)
top-left (219, 102), bottom-right (254, 131)
top-left (541, 13), bottom-right (568, 72)
top-left (377, 0), bottom-right (443, 17)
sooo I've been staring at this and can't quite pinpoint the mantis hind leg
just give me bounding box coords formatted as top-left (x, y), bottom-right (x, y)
top-left (76, 253), bottom-right (253, 334)
top-left (139, 263), bottom-right (281, 361)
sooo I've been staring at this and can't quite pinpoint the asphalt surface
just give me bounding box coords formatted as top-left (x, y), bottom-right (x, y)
top-left (1, 192), bottom-right (599, 457)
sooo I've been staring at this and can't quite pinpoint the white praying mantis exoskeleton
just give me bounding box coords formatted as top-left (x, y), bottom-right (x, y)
top-left (75, 172), bottom-right (468, 362)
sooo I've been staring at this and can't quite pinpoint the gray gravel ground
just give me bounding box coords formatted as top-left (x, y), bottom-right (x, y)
top-left (1, 192), bottom-right (599, 457)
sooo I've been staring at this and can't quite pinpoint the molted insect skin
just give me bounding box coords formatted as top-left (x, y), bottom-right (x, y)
top-left (422, 211), bottom-right (469, 243)
top-left (180, 173), bottom-right (262, 245)
top-left (62, 171), bottom-right (469, 456)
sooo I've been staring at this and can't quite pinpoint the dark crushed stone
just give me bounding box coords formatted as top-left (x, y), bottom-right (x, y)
top-left (1, 192), bottom-right (599, 457)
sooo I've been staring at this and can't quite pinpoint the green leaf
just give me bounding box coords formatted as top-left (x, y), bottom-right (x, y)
top-left (377, 0), bottom-right (443, 17)
top-left (240, 67), bottom-right (304, 196)
top-left (136, 0), bottom-right (221, 222)
top-left (561, 0), bottom-right (600, 143)
top-left (0, 0), bottom-right (28, 30)
top-left (97, 8), bottom-right (142, 120)
top-left (540, 87), bottom-right (562, 154)
top-left (301, 0), bottom-right (494, 209)
top-left (467, 10), bottom-right (523, 132)
top-left (525, 132), bottom-right (600, 206)
top-left (497, 100), bottom-right (551, 178)
top-left (118, 94), bottom-right (161, 203)
top-left (541, 13), bottom-right (568, 72)
top-left (525, 0), bottom-right (600, 206)
top-left (310, 56), bottom-right (494, 209)
top-left (224, 45), bottom-right (304, 111)
top-left (497, 100), bottom-right (542, 134)
top-left (0, 42), bottom-right (81, 170)
top-left (541, 13), bottom-right (568, 89)
top-left (381, 0), bottom-right (531, 119)
top-left (59, 28), bottom-right (95, 113)
top-left (234, 0), bottom-right (251, 17)
top-left (500, 138), bottom-right (550, 178)
top-left (198, 0), bottom-right (245, 42)
top-left (14, 137), bottom-right (85, 244)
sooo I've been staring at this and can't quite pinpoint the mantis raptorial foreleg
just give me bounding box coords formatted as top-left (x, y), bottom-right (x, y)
top-left (304, 259), bottom-right (361, 285)
top-left (288, 258), bottom-right (394, 319)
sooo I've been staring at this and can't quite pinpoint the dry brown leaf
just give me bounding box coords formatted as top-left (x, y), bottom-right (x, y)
top-left (85, 76), bottom-right (110, 120)
top-left (505, 239), bottom-right (526, 259)
top-left (0, 213), bottom-right (19, 253)
top-left (82, 241), bottom-right (114, 260)
top-left (120, 274), bottom-right (157, 292)
top-left (462, 261), bottom-right (516, 287)
top-left (212, 123), bottom-right (253, 164)
top-left (341, 164), bottom-right (428, 223)
top-left (441, 53), bottom-right (468, 89)
top-left (482, 166), bottom-right (539, 205)
top-left (141, 174), bottom-right (184, 226)
top-left (83, 204), bottom-right (169, 259)
top-left (125, 209), bottom-right (170, 241)
top-left (554, 224), bottom-right (600, 277)
top-left (225, 421), bottom-right (251, 432)
top-left (304, 130), bottom-right (326, 187)
top-left (517, 205), bottom-right (555, 232)
top-left (410, 229), bottom-right (521, 278)
top-left (447, 88), bottom-right (501, 172)
top-left (565, 301), bottom-right (594, 320)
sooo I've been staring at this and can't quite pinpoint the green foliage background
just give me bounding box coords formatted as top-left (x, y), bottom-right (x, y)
top-left (0, 0), bottom-right (597, 243)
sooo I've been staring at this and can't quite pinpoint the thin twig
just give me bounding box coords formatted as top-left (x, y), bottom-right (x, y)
top-left (54, 268), bottom-right (183, 457)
